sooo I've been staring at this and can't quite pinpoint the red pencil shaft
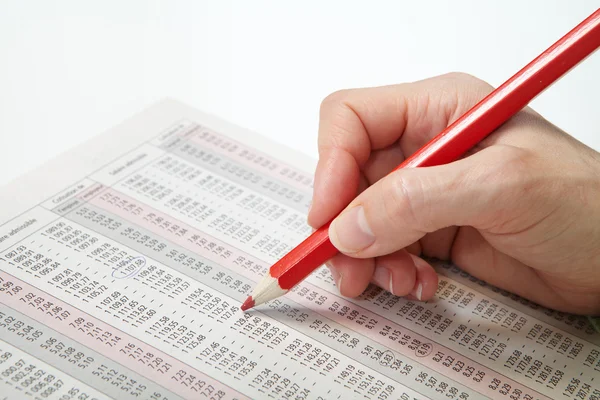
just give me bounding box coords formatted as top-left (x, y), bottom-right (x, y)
top-left (272, 9), bottom-right (600, 291)
top-left (400, 9), bottom-right (600, 170)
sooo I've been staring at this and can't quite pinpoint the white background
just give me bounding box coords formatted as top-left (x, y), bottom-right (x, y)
top-left (1, 1), bottom-right (599, 187)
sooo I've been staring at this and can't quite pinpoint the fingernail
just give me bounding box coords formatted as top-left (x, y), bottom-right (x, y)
top-left (410, 283), bottom-right (423, 301)
top-left (329, 206), bottom-right (374, 253)
top-left (372, 266), bottom-right (393, 294)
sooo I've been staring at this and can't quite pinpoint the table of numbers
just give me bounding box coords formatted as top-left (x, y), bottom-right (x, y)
top-left (1, 102), bottom-right (598, 400)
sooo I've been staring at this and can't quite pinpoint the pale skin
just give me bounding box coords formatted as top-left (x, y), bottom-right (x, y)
top-left (307, 73), bottom-right (600, 316)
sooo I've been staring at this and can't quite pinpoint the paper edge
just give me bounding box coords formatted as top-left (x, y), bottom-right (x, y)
top-left (0, 98), bottom-right (317, 225)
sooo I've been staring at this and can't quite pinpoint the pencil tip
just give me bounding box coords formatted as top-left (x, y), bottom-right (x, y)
top-left (240, 296), bottom-right (255, 311)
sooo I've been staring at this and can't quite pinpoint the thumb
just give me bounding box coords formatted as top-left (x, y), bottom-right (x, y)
top-left (328, 146), bottom-right (532, 258)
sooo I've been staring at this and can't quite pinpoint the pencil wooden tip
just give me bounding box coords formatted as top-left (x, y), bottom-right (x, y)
top-left (240, 296), bottom-right (255, 311)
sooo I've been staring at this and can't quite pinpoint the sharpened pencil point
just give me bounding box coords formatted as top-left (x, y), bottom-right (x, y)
top-left (240, 296), bottom-right (255, 311)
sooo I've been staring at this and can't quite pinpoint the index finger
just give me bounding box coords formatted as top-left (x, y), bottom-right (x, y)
top-left (308, 73), bottom-right (492, 229)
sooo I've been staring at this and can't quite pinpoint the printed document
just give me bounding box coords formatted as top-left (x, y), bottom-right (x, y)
top-left (0, 100), bottom-right (598, 399)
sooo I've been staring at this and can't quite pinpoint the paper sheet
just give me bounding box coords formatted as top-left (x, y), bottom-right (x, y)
top-left (0, 99), bottom-right (598, 400)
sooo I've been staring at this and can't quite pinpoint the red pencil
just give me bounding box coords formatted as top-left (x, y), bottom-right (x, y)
top-left (241, 8), bottom-right (600, 312)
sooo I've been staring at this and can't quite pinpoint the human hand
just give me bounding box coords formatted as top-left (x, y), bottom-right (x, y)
top-left (308, 73), bottom-right (600, 315)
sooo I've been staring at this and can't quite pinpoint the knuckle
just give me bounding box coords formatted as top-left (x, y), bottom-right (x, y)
top-left (385, 172), bottom-right (429, 232)
top-left (422, 72), bottom-right (494, 123)
top-left (475, 147), bottom-right (542, 226)
top-left (490, 147), bottom-right (535, 183)
top-left (320, 89), bottom-right (352, 114)
top-left (441, 71), bottom-right (491, 88)
top-left (444, 72), bottom-right (493, 96)
top-left (474, 146), bottom-right (533, 183)
top-left (318, 89), bottom-right (371, 161)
